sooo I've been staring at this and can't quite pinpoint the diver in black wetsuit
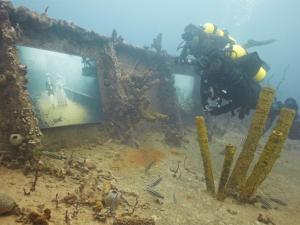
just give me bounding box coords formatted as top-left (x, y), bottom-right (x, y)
top-left (177, 22), bottom-right (271, 119)
top-left (200, 49), bottom-right (263, 119)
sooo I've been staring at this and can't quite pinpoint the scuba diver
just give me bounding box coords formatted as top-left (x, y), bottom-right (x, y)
top-left (177, 22), bottom-right (275, 64)
top-left (200, 46), bottom-right (266, 118)
top-left (177, 23), bottom-right (236, 64)
top-left (177, 22), bottom-right (272, 118)
top-left (265, 97), bottom-right (300, 135)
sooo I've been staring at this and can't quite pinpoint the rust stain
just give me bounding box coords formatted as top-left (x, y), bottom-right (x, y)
top-left (169, 149), bottom-right (182, 156)
top-left (122, 148), bottom-right (165, 167)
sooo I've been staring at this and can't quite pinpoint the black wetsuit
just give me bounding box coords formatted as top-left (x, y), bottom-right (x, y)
top-left (200, 51), bottom-right (262, 119)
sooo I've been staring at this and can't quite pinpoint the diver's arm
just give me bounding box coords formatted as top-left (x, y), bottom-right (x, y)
top-left (243, 39), bottom-right (276, 49)
top-left (178, 45), bottom-right (189, 62)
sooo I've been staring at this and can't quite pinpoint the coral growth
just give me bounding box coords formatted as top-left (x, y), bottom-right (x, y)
top-left (217, 144), bottom-right (236, 201)
top-left (227, 87), bottom-right (275, 193)
top-left (0, 0), bottom-right (42, 164)
top-left (196, 88), bottom-right (295, 203)
top-left (195, 116), bottom-right (215, 195)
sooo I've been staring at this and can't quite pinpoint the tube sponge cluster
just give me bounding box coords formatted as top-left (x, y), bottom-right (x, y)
top-left (195, 87), bottom-right (295, 202)
top-left (226, 87), bottom-right (275, 193)
top-left (240, 130), bottom-right (283, 200)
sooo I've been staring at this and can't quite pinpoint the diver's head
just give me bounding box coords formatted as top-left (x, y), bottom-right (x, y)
top-left (182, 24), bottom-right (201, 41)
top-left (284, 98), bottom-right (299, 111)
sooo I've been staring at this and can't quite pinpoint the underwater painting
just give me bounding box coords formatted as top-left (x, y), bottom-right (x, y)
top-left (17, 46), bottom-right (103, 128)
top-left (1, 1), bottom-right (300, 225)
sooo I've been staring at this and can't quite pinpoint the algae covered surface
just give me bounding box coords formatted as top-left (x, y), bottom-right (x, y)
top-left (1, 119), bottom-right (300, 225)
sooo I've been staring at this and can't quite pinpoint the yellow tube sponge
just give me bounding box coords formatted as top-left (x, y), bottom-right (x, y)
top-left (240, 130), bottom-right (284, 201)
top-left (275, 108), bottom-right (296, 140)
top-left (217, 144), bottom-right (236, 201)
top-left (227, 87), bottom-right (275, 193)
top-left (195, 116), bottom-right (215, 195)
top-left (240, 108), bottom-right (296, 201)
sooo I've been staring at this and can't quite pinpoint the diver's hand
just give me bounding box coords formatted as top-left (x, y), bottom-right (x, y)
top-left (203, 105), bottom-right (216, 115)
top-left (203, 105), bottom-right (211, 112)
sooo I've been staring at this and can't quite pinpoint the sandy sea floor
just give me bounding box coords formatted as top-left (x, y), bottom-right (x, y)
top-left (0, 119), bottom-right (300, 225)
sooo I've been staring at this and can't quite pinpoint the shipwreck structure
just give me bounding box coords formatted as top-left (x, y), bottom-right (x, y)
top-left (0, 1), bottom-right (199, 163)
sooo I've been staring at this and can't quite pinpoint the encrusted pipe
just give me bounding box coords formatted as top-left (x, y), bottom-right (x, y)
top-left (217, 144), bottom-right (236, 201)
top-left (226, 87), bottom-right (275, 193)
top-left (195, 116), bottom-right (215, 195)
top-left (240, 108), bottom-right (296, 201)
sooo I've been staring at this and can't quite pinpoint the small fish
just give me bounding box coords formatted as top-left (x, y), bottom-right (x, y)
top-left (256, 196), bottom-right (272, 209)
top-left (147, 176), bottom-right (163, 188)
top-left (144, 160), bottom-right (156, 173)
top-left (146, 188), bottom-right (164, 199)
top-left (269, 197), bottom-right (288, 206)
top-left (41, 151), bottom-right (66, 160)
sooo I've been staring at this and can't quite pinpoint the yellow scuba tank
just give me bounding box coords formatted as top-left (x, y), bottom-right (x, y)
top-left (253, 67), bottom-right (267, 82)
top-left (230, 44), bottom-right (247, 60)
top-left (216, 29), bottom-right (225, 37)
top-left (203, 23), bottom-right (217, 34)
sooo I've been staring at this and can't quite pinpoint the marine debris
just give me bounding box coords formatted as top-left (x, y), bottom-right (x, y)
top-left (257, 213), bottom-right (276, 225)
top-left (30, 164), bottom-right (40, 191)
top-left (195, 87), bottom-right (295, 203)
top-left (28, 208), bottom-right (51, 225)
top-left (0, 193), bottom-right (18, 215)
